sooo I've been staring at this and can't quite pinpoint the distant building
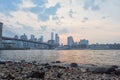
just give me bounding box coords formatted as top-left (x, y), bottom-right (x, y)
top-left (109, 43), bottom-right (120, 50)
top-left (28, 34), bottom-right (35, 48)
top-left (14, 35), bottom-right (19, 39)
top-left (55, 33), bottom-right (60, 46)
top-left (67, 36), bottom-right (74, 46)
top-left (79, 39), bottom-right (89, 48)
top-left (20, 33), bottom-right (28, 48)
top-left (13, 35), bottom-right (19, 48)
top-left (51, 32), bottom-right (54, 40)
top-left (79, 39), bottom-right (89, 45)
top-left (0, 22), bottom-right (3, 47)
top-left (30, 34), bottom-right (35, 41)
top-left (20, 33), bottom-right (28, 40)
top-left (47, 40), bottom-right (55, 49)
top-left (89, 44), bottom-right (109, 50)
top-left (2, 42), bottom-right (15, 49)
top-left (38, 36), bottom-right (43, 42)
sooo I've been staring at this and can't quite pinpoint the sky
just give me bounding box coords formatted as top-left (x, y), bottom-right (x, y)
top-left (0, 0), bottom-right (120, 44)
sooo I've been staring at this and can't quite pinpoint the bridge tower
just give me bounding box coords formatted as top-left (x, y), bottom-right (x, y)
top-left (0, 22), bottom-right (3, 47)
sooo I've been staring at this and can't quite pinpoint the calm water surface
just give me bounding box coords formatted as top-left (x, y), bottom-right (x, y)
top-left (0, 50), bottom-right (120, 65)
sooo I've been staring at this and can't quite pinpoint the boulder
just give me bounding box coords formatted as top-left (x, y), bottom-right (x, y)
top-left (55, 61), bottom-right (61, 63)
top-left (20, 60), bottom-right (26, 63)
top-left (6, 74), bottom-right (15, 79)
top-left (41, 63), bottom-right (49, 66)
top-left (92, 67), bottom-right (107, 74)
top-left (105, 66), bottom-right (116, 74)
top-left (115, 68), bottom-right (120, 75)
top-left (70, 63), bottom-right (78, 67)
top-left (92, 65), bottom-right (118, 74)
top-left (0, 61), bottom-right (5, 64)
top-left (111, 65), bottom-right (118, 68)
top-left (52, 65), bottom-right (66, 69)
top-left (30, 71), bottom-right (45, 79)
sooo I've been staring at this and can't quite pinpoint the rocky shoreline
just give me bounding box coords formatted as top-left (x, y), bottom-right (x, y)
top-left (0, 60), bottom-right (120, 80)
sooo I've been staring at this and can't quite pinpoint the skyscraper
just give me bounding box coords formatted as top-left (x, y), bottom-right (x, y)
top-left (20, 33), bottom-right (28, 40)
top-left (14, 35), bottom-right (19, 48)
top-left (14, 35), bottom-right (18, 39)
top-left (0, 22), bottom-right (3, 46)
top-left (20, 33), bottom-right (28, 48)
top-left (79, 39), bottom-right (89, 48)
top-left (55, 33), bottom-right (60, 46)
top-left (38, 36), bottom-right (43, 42)
top-left (67, 36), bottom-right (74, 46)
top-left (30, 34), bottom-right (35, 41)
top-left (51, 32), bottom-right (54, 40)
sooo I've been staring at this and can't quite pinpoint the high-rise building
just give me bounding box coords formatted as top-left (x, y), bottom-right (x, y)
top-left (14, 35), bottom-right (19, 48)
top-left (55, 33), bottom-right (60, 46)
top-left (40, 36), bottom-right (43, 42)
top-left (79, 39), bottom-right (89, 48)
top-left (14, 35), bottom-right (18, 39)
top-left (30, 34), bottom-right (35, 41)
top-left (51, 32), bottom-right (54, 40)
top-left (20, 33), bottom-right (28, 40)
top-left (20, 33), bottom-right (28, 48)
top-left (38, 36), bottom-right (43, 42)
top-left (67, 36), bottom-right (74, 46)
top-left (79, 39), bottom-right (89, 45)
top-left (0, 22), bottom-right (3, 46)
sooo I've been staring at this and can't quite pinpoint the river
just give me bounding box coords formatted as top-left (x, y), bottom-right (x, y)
top-left (0, 50), bottom-right (120, 66)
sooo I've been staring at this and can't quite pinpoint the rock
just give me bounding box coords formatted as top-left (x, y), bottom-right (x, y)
top-left (92, 67), bottom-right (107, 74)
top-left (70, 63), bottom-right (78, 67)
top-left (105, 65), bottom-right (118, 74)
top-left (51, 61), bottom-right (55, 63)
top-left (57, 73), bottom-right (62, 78)
top-left (21, 60), bottom-right (26, 63)
top-left (41, 63), bottom-right (49, 66)
top-left (30, 71), bottom-right (45, 79)
top-left (92, 65), bottom-right (118, 74)
top-left (111, 65), bottom-right (118, 68)
top-left (44, 65), bottom-right (52, 69)
top-left (32, 61), bottom-right (37, 64)
top-left (80, 68), bottom-right (87, 72)
top-left (6, 74), bottom-right (15, 79)
top-left (115, 68), bottom-right (120, 75)
top-left (52, 65), bottom-right (66, 69)
top-left (0, 61), bottom-right (5, 64)
top-left (55, 61), bottom-right (61, 63)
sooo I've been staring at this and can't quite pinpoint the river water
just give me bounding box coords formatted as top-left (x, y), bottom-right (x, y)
top-left (0, 50), bottom-right (120, 66)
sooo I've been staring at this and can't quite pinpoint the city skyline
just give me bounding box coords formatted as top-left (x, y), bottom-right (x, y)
top-left (1, 22), bottom-right (120, 50)
top-left (0, 0), bottom-right (120, 44)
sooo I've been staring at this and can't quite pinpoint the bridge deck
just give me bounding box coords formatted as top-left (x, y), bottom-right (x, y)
top-left (2, 37), bottom-right (50, 46)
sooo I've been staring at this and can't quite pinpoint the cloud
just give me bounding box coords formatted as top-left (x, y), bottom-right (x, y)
top-left (40, 25), bottom-right (47, 32)
top-left (82, 17), bottom-right (89, 23)
top-left (3, 29), bottom-right (16, 37)
top-left (59, 28), bottom-right (69, 34)
top-left (52, 15), bottom-right (62, 25)
top-left (18, 0), bottom-right (37, 9)
top-left (83, 0), bottom-right (100, 11)
top-left (22, 25), bottom-right (34, 31)
top-left (38, 3), bottom-right (61, 21)
top-left (10, 11), bottom-right (39, 28)
top-left (69, 9), bottom-right (74, 18)
top-left (32, 0), bottom-right (47, 7)
top-left (101, 16), bottom-right (109, 19)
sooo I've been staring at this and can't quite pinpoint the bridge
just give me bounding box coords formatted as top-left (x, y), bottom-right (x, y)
top-left (2, 37), bottom-right (50, 46)
top-left (0, 22), bottom-right (53, 49)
